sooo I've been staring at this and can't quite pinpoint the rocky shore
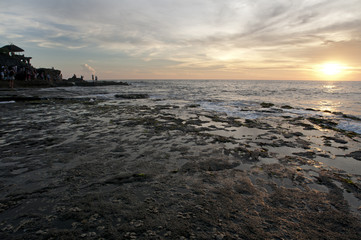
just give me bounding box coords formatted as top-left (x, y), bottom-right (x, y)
top-left (0, 78), bottom-right (129, 89)
top-left (0, 92), bottom-right (360, 239)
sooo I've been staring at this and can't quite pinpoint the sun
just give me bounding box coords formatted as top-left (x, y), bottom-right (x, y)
top-left (320, 63), bottom-right (343, 76)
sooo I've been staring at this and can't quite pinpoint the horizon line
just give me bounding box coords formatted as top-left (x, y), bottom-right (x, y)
top-left (96, 78), bottom-right (361, 82)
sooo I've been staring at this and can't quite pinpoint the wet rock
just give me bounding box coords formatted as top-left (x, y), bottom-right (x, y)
top-left (0, 95), bottom-right (42, 102)
top-left (185, 119), bottom-right (208, 126)
top-left (233, 147), bottom-right (269, 163)
top-left (323, 136), bottom-right (348, 144)
top-left (293, 132), bottom-right (304, 137)
top-left (244, 119), bottom-right (272, 129)
top-left (342, 114), bottom-right (361, 121)
top-left (180, 159), bottom-right (239, 173)
top-left (130, 219), bottom-right (144, 228)
top-left (115, 94), bottom-right (149, 99)
top-left (186, 104), bottom-right (200, 108)
top-left (76, 81), bottom-right (129, 87)
top-left (338, 146), bottom-right (348, 150)
top-left (225, 117), bottom-right (243, 127)
top-left (215, 233), bottom-right (225, 240)
top-left (69, 207), bottom-right (82, 212)
top-left (233, 178), bottom-right (256, 195)
top-left (281, 131), bottom-right (304, 138)
top-left (295, 138), bottom-right (311, 149)
top-left (289, 118), bottom-right (316, 130)
top-left (308, 117), bottom-right (338, 129)
top-left (293, 151), bottom-right (316, 159)
top-left (346, 151), bottom-right (361, 161)
top-left (282, 132), bottom-right (294, 138)
top-left (211, 135), bottom-right (237, 144)
top-left (302, 124), bottom-right (316, 130)
top-left (112, 146), bottom-right (126, 153)
top-left (104, 173), bottom-right (151, 185)
top-left (260, 102), bottom-right (274, 108)
top-left (318, 153), bottom-right (331, 158)
top-left (281, 105), bottom-right (293, 109)
top-left (36, 230), bottom-right (47, 235)
top-left (269, 139), bottom-right (297, 148)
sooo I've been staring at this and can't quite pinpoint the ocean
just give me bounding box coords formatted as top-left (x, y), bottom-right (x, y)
top-left (30, 79), bottom-right (361, 134)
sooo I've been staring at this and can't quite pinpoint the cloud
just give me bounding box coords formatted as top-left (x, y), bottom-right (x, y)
top-left (1, 0), bottom-right (360, 79)
top-left (2, 1), bottom-right (360, 49)
top-left (81, 64), bottom-right (96, 75)
top-left (294, 39), bottom-right (361, 65)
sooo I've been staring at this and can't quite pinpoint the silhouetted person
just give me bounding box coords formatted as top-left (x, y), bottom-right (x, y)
top-left (8, 68), bottom-right (15, 88)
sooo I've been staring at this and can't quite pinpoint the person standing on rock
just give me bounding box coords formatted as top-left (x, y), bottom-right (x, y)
top-left (26, 68), bottom-right (31, 81)
top-left (8, 67), bottom-right (15, 88)
top-left (0, 67), bottom-right (4, 81)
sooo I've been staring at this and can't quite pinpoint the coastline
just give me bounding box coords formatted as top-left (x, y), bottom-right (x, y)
top-left (0, 92), bottom-right (360, 239)
top-left (0, 79), bottom-right (129, 89)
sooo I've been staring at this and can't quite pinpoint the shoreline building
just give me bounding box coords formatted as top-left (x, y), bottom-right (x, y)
top-left (0, 44), bottom-right (32, 67)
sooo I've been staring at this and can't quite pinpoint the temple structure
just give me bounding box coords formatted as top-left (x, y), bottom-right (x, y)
top-left (0, 44), bottom-right (32, 66)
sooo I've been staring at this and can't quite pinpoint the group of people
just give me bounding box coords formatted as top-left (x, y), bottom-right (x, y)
top-left (92, 74), bottom-right (98, 82)
top-left (1, 65), bottom-right (17, 88)
top-left (1, 65), bottom-right (62, 88)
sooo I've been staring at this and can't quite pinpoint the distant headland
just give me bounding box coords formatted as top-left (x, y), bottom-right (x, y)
top-left (0, 44), bottom-right (128, 88)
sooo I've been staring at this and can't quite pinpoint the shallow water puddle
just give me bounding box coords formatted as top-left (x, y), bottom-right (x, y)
top-left (332, 180), bottom-right (361, 216)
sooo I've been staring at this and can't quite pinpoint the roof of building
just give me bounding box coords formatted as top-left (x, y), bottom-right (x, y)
top-left (0, 44), bottom-right (24, 53)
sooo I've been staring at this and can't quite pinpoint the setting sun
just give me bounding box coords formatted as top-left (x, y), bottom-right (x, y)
top-left (321, 63), bottom-right (343, 76)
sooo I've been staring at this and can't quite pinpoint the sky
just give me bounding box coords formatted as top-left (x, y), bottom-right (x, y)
top-left (1, 0), bottom-right (361, 81)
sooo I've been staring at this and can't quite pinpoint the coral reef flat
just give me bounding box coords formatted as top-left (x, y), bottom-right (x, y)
top-left (0, 87), bottom-right (360, 239)
top-left (0, 79), bottom-right (129, 89)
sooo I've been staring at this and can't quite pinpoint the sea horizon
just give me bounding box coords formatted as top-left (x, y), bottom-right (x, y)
top-left (100, 78), bottom-right (361, 82)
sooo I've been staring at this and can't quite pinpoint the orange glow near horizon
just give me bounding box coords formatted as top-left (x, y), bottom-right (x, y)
top-left (315, 62), bottom-right (349, 80)
top-left (321, 63), bottom-right (343, 75)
